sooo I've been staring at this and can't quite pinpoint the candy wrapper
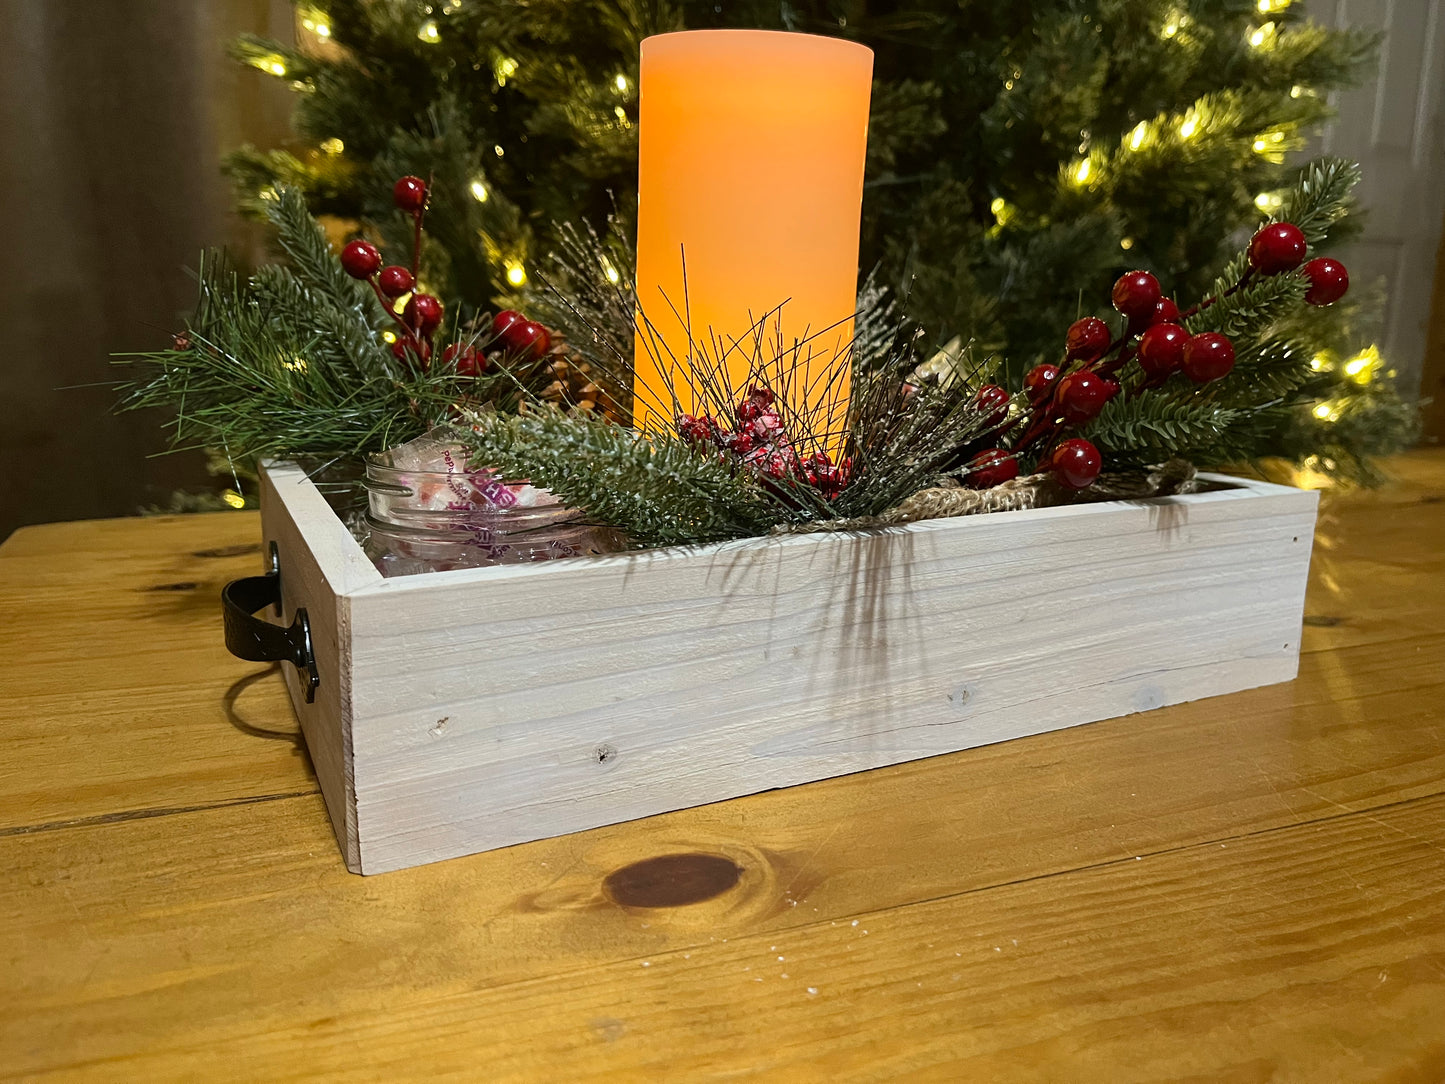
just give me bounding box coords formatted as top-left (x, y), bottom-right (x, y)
top-left (362, 430), bottom-right (625, 576)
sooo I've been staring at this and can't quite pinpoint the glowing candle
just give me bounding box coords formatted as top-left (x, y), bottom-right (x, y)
top-left (633, 30), bottom-right (873, 448)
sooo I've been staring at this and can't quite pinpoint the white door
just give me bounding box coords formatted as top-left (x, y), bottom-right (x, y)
top-left (1307, 0), bottom-right (1445, 395)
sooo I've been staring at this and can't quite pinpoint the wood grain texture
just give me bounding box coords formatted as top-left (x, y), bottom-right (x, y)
top-left (0, 511), bottom-right (313, 832)
top-left (0, 450), bottom-right (1441, 1080)
top-left (333, 475), bottom-right (1317, 872)
top-left (258, 463), bottom-right (381, 871)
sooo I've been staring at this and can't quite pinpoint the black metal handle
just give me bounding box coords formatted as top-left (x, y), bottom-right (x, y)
top-left (222, 542), bottom-right (319, 703)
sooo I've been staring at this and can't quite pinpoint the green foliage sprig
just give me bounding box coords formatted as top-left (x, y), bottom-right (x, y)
top-left (114, 187), bottom-right (526, 467)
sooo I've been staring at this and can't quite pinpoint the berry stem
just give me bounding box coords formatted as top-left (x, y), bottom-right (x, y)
top-left (1177, 267), bottom-right (1254, 322)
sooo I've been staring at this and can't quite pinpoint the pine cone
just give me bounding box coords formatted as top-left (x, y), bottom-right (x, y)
top-left (538, 330), bottom-right (624, 421)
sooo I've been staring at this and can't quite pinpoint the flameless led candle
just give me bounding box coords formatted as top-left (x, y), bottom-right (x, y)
top-left (633, 30), bottom-right (873, 445)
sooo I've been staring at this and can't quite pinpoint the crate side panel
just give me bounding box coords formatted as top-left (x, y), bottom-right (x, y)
top-left (259, 466), bottom-right (363, 871)
top-left (346, 489), bottom-right (1317, 873)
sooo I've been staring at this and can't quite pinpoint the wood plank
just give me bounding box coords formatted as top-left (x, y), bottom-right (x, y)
top-left (259, 462), bottom-right (381, 871)
top-left (0, 513), bottom-right (316, 832)
top-left (4, 780), bottom-right (1441, 1077)
top-left (340, 479), bottom-right (1317, 871)
top-left (2, 626), bottom-right (1442, 1074)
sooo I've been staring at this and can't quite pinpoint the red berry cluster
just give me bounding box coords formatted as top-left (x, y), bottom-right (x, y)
top-left (972, 218), bottom-right (1350, 493)
top-left (339, 176), bottom-right (553, 377)
top-left (1247, 222), bottom-right (1350, 306)
top-left (677, 386), bottom-right (852, 499)
top-left (340, 176), bottom-right (450, 366)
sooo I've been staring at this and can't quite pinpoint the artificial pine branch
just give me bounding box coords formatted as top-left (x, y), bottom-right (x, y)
top-left (460, 408), bottom-right (783, 548)
top-left (263, 187), bottom-right (382, 321)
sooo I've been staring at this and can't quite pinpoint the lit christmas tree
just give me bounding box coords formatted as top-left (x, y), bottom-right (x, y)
top-left (225, 0), bottom-right (1417, 481)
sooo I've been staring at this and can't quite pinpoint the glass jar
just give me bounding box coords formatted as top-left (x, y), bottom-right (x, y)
top-left (361, 453), bottom-right (624, 577)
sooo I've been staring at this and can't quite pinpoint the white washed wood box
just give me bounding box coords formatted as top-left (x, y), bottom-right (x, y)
top-left (243, 461), bottom-right (1318, 874)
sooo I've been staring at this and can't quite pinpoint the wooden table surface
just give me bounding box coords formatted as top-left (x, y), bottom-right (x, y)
top-left (2, 452), bottom-right (1443, 1081)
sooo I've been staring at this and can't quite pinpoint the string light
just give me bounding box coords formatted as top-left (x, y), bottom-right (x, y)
top-left (1160, 10), bottom-right (1186, 37)
top-left (1072, 159), bottom-right (1092, 185)
top-left (1258, 0), bottom-right (1290, 10)
top-left (250, 54), bottom-right (288, 76)
top-left (299, 7), bottom-right (331, 37)
top-left (600, 256), bottom-right (621, 284)
top-left (283, 357), bottom-right (308, 373)
top-left (1251, 130), bottom-right (1287, 161)
top-left (382, 330), bottom-right (398, 344)
top-left (222, 490), bottom-right (247, 509)
top-left (1254, 191), bottom-right (1284, 212)
top-left (1249, 22), bottom-right (1276, 48)
top-left (1310, 354), bottom-right (1330, 371)
top-left (495, 56), bottom-right (519, 86)
top-left (1121, 237), bottom-right (1135, 250)
top-left (614, 73), bottom-right (629, 93)
top-left (1312, 402), bottom-right (1342, 421)
top-left (505, 260), bottom-right (527, 286)
top-left (320, 137), bottom-right (344, 155)
top-left (1179, 116), bottom-right (1199, 139)
top-left (417, 19), bottom-right (440, 43)
top-left (494, 144), bottom-right (504, 157)
top-left (469, 179), bottom-right (489, 202)
top-left (1343, 345), bottom-right (1381, 384)
top-left (1127, 121), bottom-right (1148, 151)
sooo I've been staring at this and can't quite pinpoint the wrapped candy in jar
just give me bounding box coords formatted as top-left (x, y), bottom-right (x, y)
top-left (361, 433), bottom-right (625, 576)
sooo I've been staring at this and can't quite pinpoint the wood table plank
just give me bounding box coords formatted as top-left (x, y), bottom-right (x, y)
top-left (1, 451), bottom-right (1442, 1079)
top-left (5, 787), bottom-right (1442, 1079)
top-left (0, 512), bottom-right (315, 832)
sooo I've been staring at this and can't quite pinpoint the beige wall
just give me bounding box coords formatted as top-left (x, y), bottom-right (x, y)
top-left (0, 0), bottom-right (294, 541)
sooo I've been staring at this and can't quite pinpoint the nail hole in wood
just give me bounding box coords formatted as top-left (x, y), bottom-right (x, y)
top-left (595, 743), bottom-right (618, 764)
top-left (603, 853), bottom-right (743, 909)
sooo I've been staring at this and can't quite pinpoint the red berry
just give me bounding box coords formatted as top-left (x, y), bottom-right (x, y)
top-left (490, 308), bottom-right (526, 345)
top-left (1056, 370), bottom-right (1118, 423)
top-left (377, 265), bottom-right (414, 298)
top-left (1050, 438), bottom-right (1102, 490)
top-left (1137, 322), bottom-right (1189, 378)
top-left (1151, 297), bottom-right (1180, 326)
top-left (393, 176), bottom-right (428, 213)
top-left (1024, 363), bottom-right (1060, 404)
top-left (1248, 222), bottom-right (1308, 275)
top-left (1302, 257), bottom-right (1349, 306)
top-left (676, 414), bottom-right (715, 444)
top-left (1066, 317), bottom-right (1111, 362)
top-left (1111, 270), bottom-right (1161, 321)
top-left (442, 343), bottom-right (487, 376)
top-left (507, 320), bottom-right (551, 360)
top-left (975, 384), bottom-right (1010, 427)
top-left (1181, 332), bottom-right (1236, 383)
top-left (403, 293), bottom-right (443, 333)
top-left (340, 239), bottom-right (381, 279)
top-left (965, 448), bottom-right (1019, 489)
top-left (390, 339), bottom-right (409, 360)
top-left (721, 429), bottom-right (755, 456)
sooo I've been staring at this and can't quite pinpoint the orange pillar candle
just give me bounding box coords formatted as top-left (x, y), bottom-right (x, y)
top-left (633, 30), bottom-right (873, 447)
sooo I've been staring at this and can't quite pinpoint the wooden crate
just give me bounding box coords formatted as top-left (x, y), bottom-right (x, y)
top-left (257, 461), bottom-right (1318, 874)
